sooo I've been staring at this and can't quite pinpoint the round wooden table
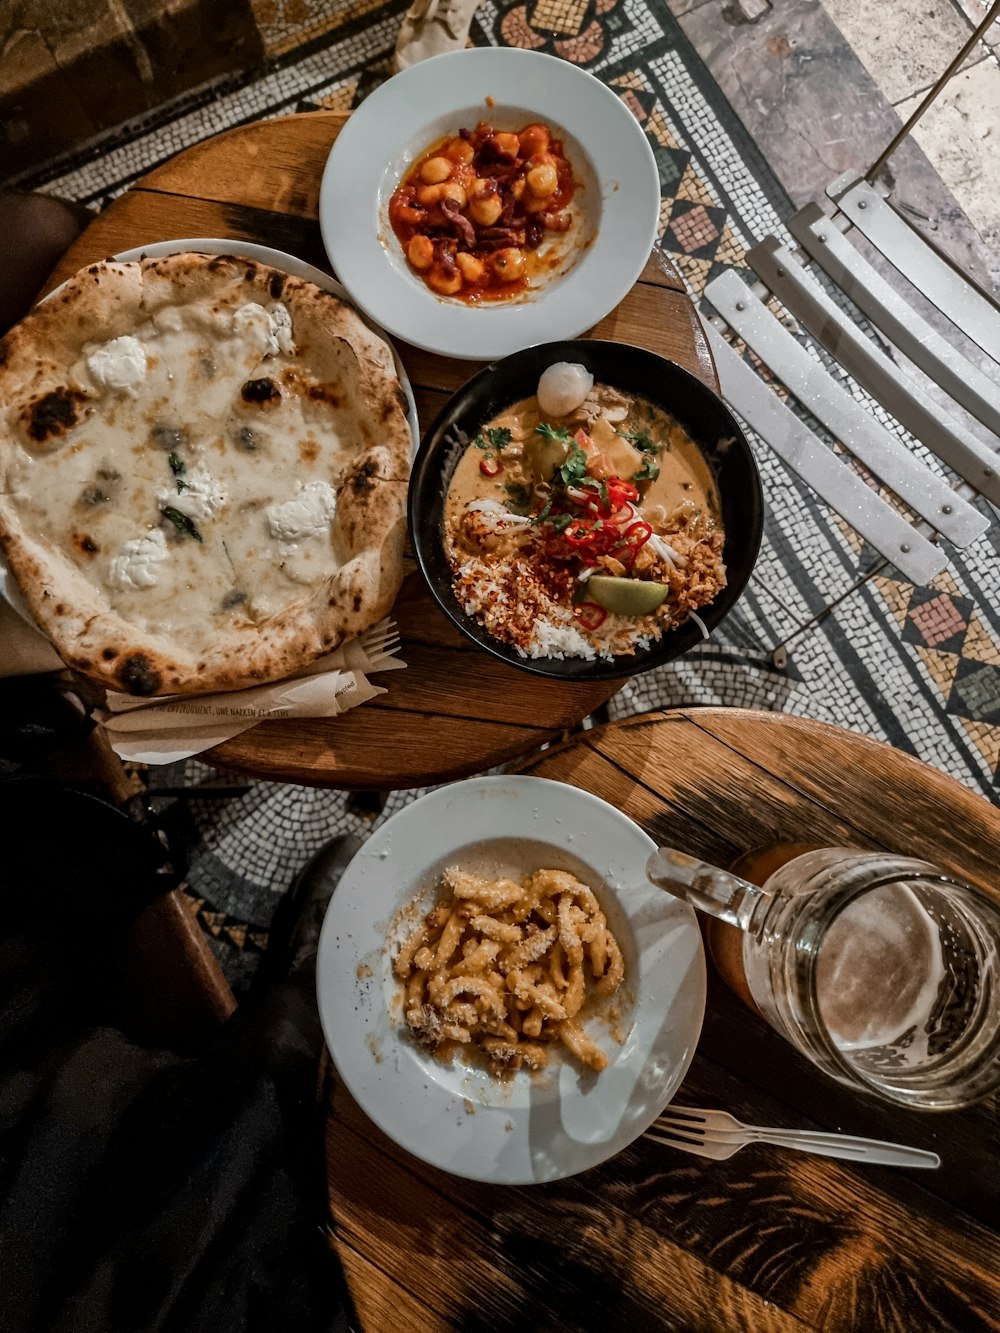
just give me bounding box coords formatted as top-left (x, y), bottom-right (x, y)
top-left (42, 112), bottom-right (717, 791)
top-left (324, 709), bottom-right (1000, 1332)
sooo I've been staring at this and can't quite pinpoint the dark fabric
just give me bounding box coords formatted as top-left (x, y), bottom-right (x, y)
top-left (0, 781), bottom-right (345, 1333)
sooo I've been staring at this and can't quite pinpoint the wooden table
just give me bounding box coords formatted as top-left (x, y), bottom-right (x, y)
top-left (42, 112), bottom-right (717, 791)
top-left (324, 709), bottom-right (1000, 1332)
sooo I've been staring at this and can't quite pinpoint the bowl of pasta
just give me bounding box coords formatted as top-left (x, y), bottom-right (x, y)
top-left (315, 775), bottom-right (706, 1184)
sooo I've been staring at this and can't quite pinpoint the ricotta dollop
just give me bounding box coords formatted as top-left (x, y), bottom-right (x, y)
top-left (108, 529), bottom-right (170, 591)
top-left (86, 335), bottom-right (148, 393)
top-left (232, 301), bottom-right (295, 357)
top-left (266, 480), bottom-right (337, 542)
top-left (156, 465), bottom-right (228, 522)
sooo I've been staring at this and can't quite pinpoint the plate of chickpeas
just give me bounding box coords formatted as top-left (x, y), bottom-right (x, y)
top-left (319, 47), bottom-right (661, 361)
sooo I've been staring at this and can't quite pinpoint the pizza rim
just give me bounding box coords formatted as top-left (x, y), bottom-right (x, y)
top-left (0, 252), bottom-right (412, 696)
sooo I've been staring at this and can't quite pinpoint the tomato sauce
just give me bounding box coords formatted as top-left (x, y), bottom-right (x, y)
top-left (388, 121), bottom-right (580, 304)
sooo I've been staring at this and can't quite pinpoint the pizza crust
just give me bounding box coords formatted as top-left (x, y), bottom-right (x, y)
top-left (0, 254), bottom-right (412, 695)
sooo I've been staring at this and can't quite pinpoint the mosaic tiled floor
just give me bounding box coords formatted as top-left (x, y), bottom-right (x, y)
top-left (22, 0), bottom-right (998, 987)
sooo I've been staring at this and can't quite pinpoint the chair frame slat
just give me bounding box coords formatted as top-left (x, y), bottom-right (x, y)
top-left (704, 326), bottom-right (949, 585)
top-left (704, 271), bottom-right (987, 547)
top-left (830, 176), bottom-right (1000, 362)
top-left (788, 203), bottom-right (1000, 440)
top-left (747, 236), bottom-right (1000, 507)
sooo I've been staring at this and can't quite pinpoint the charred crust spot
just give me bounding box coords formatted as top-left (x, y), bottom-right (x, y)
top-left (241, 377), bottom-right (281, 406)
top-left (27, 387), bottom-right (86, 443)
top-left (269, 272), bottom-right (285, 299)
top-left (55, 603), bottom-right (68, 616)
top-left (118, 654), bottom-right (162, 696)
top-left (394, 383), bottom-right (409, 414)
top-left (306, 384), bottom-right (340, 407)
top-left (298, 439), bottom-right (319, 463)
top-left (102, 648), bottom-right (117, 661)
top-left (245, 266), bottom-right (257, 282)
top-left (351, 460), bottom-right (379, 494)
top-left (72, 532), bottom-right (100, 556)
top-left (87, 264), bottom-right (100, 274)
top-left (352, 593), bottom-right (362, 611)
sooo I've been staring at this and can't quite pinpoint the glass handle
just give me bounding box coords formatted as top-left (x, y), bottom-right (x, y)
top-left (645, 848), bottom-right (769, 930)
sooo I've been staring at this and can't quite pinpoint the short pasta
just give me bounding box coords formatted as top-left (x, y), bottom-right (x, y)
top-left (394, 866), bottom-right (624, 1075)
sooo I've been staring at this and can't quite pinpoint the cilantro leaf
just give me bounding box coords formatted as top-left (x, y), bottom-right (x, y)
top-left (161, 507), bottom-right (203, 542)
top-left (557, 443), bottom-right (589, 488)
top-left (633, 456), bottom-right (660, 483)
top-left (548, 512), bottom-right (574, 533)
top-left (487, 427), bottom-right (512, 451)
top-left (535, 423), bottom-right (571, 443)
top-left (473, 433), bottom-right (491, 450)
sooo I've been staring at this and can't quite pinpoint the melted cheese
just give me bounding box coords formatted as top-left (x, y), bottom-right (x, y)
top-left (14, 290), bottom-right (362, 651)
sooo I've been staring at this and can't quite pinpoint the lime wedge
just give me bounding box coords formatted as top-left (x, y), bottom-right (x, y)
top-left (587, 575), bottom-right (668, 616)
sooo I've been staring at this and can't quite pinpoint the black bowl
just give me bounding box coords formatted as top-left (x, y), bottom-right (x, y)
top-left (408, 339), bottom-right (764, 680)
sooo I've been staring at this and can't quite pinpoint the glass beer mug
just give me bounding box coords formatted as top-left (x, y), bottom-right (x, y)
top-left (646, 845), bottom-right (1000, 1110)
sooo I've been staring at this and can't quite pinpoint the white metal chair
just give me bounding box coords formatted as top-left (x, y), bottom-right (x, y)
top-left (703, 0), bottom-right (1000, 591)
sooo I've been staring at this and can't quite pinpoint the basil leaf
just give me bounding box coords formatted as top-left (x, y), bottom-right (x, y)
top-left (621, 430), bottom-right (658, 454)
top-left (162, 507), bottom-right (203, 542)
top-left (504, 482), bottom-right (533, 507)
top-left (168, 452), bottom-right (186, 475)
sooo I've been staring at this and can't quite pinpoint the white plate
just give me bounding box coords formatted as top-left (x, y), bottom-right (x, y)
top-left (103, 238), bottom-right (420, 450)
top-left (319, 48), bottom-right (661, 361)
top-left (316, 775), bottom-right (705, 1184)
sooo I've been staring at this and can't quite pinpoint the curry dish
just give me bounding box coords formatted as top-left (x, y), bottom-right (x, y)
top-left (443, 363), bottom-right (727, 659)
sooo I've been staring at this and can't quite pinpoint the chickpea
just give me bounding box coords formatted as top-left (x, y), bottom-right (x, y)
top-left (416, 181), bottom-right (466, 207)
top-left (510, 177), bottom-right (526, 201)
top-left (420, 155), bottom-right (453, 185)
top-left (455, 252), bottom-right (485, 283)
top-left (492, 247), bottom-right (525, 282)
top-left (426, 264), bottom-right (463, 296)
top-left (526, 162), bottom-right (558, 198)
top-left (518, 123), bottom-right (551, 157)
top-left (492, 131), bottom-right (521, 158)
top-left (445, 137), bottom-right (474, 164)
top-left (468, 192), bottom-right (503, 226)
top-left (407, 234), bottom-right (434, 270)
top-left (441, 181), bottom-right (467, 208)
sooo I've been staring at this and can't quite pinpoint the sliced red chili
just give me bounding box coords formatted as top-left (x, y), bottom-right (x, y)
top-left (608, 478), bottom-right (640, 505)
top-left (623, 519), bottom-right (652, 548)
top-left (574, 601), bottom-right (607, 631)
top-left (479, 457), bottom-right (503, 477)
top-left (562, 518), bottom-right (595, 548)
